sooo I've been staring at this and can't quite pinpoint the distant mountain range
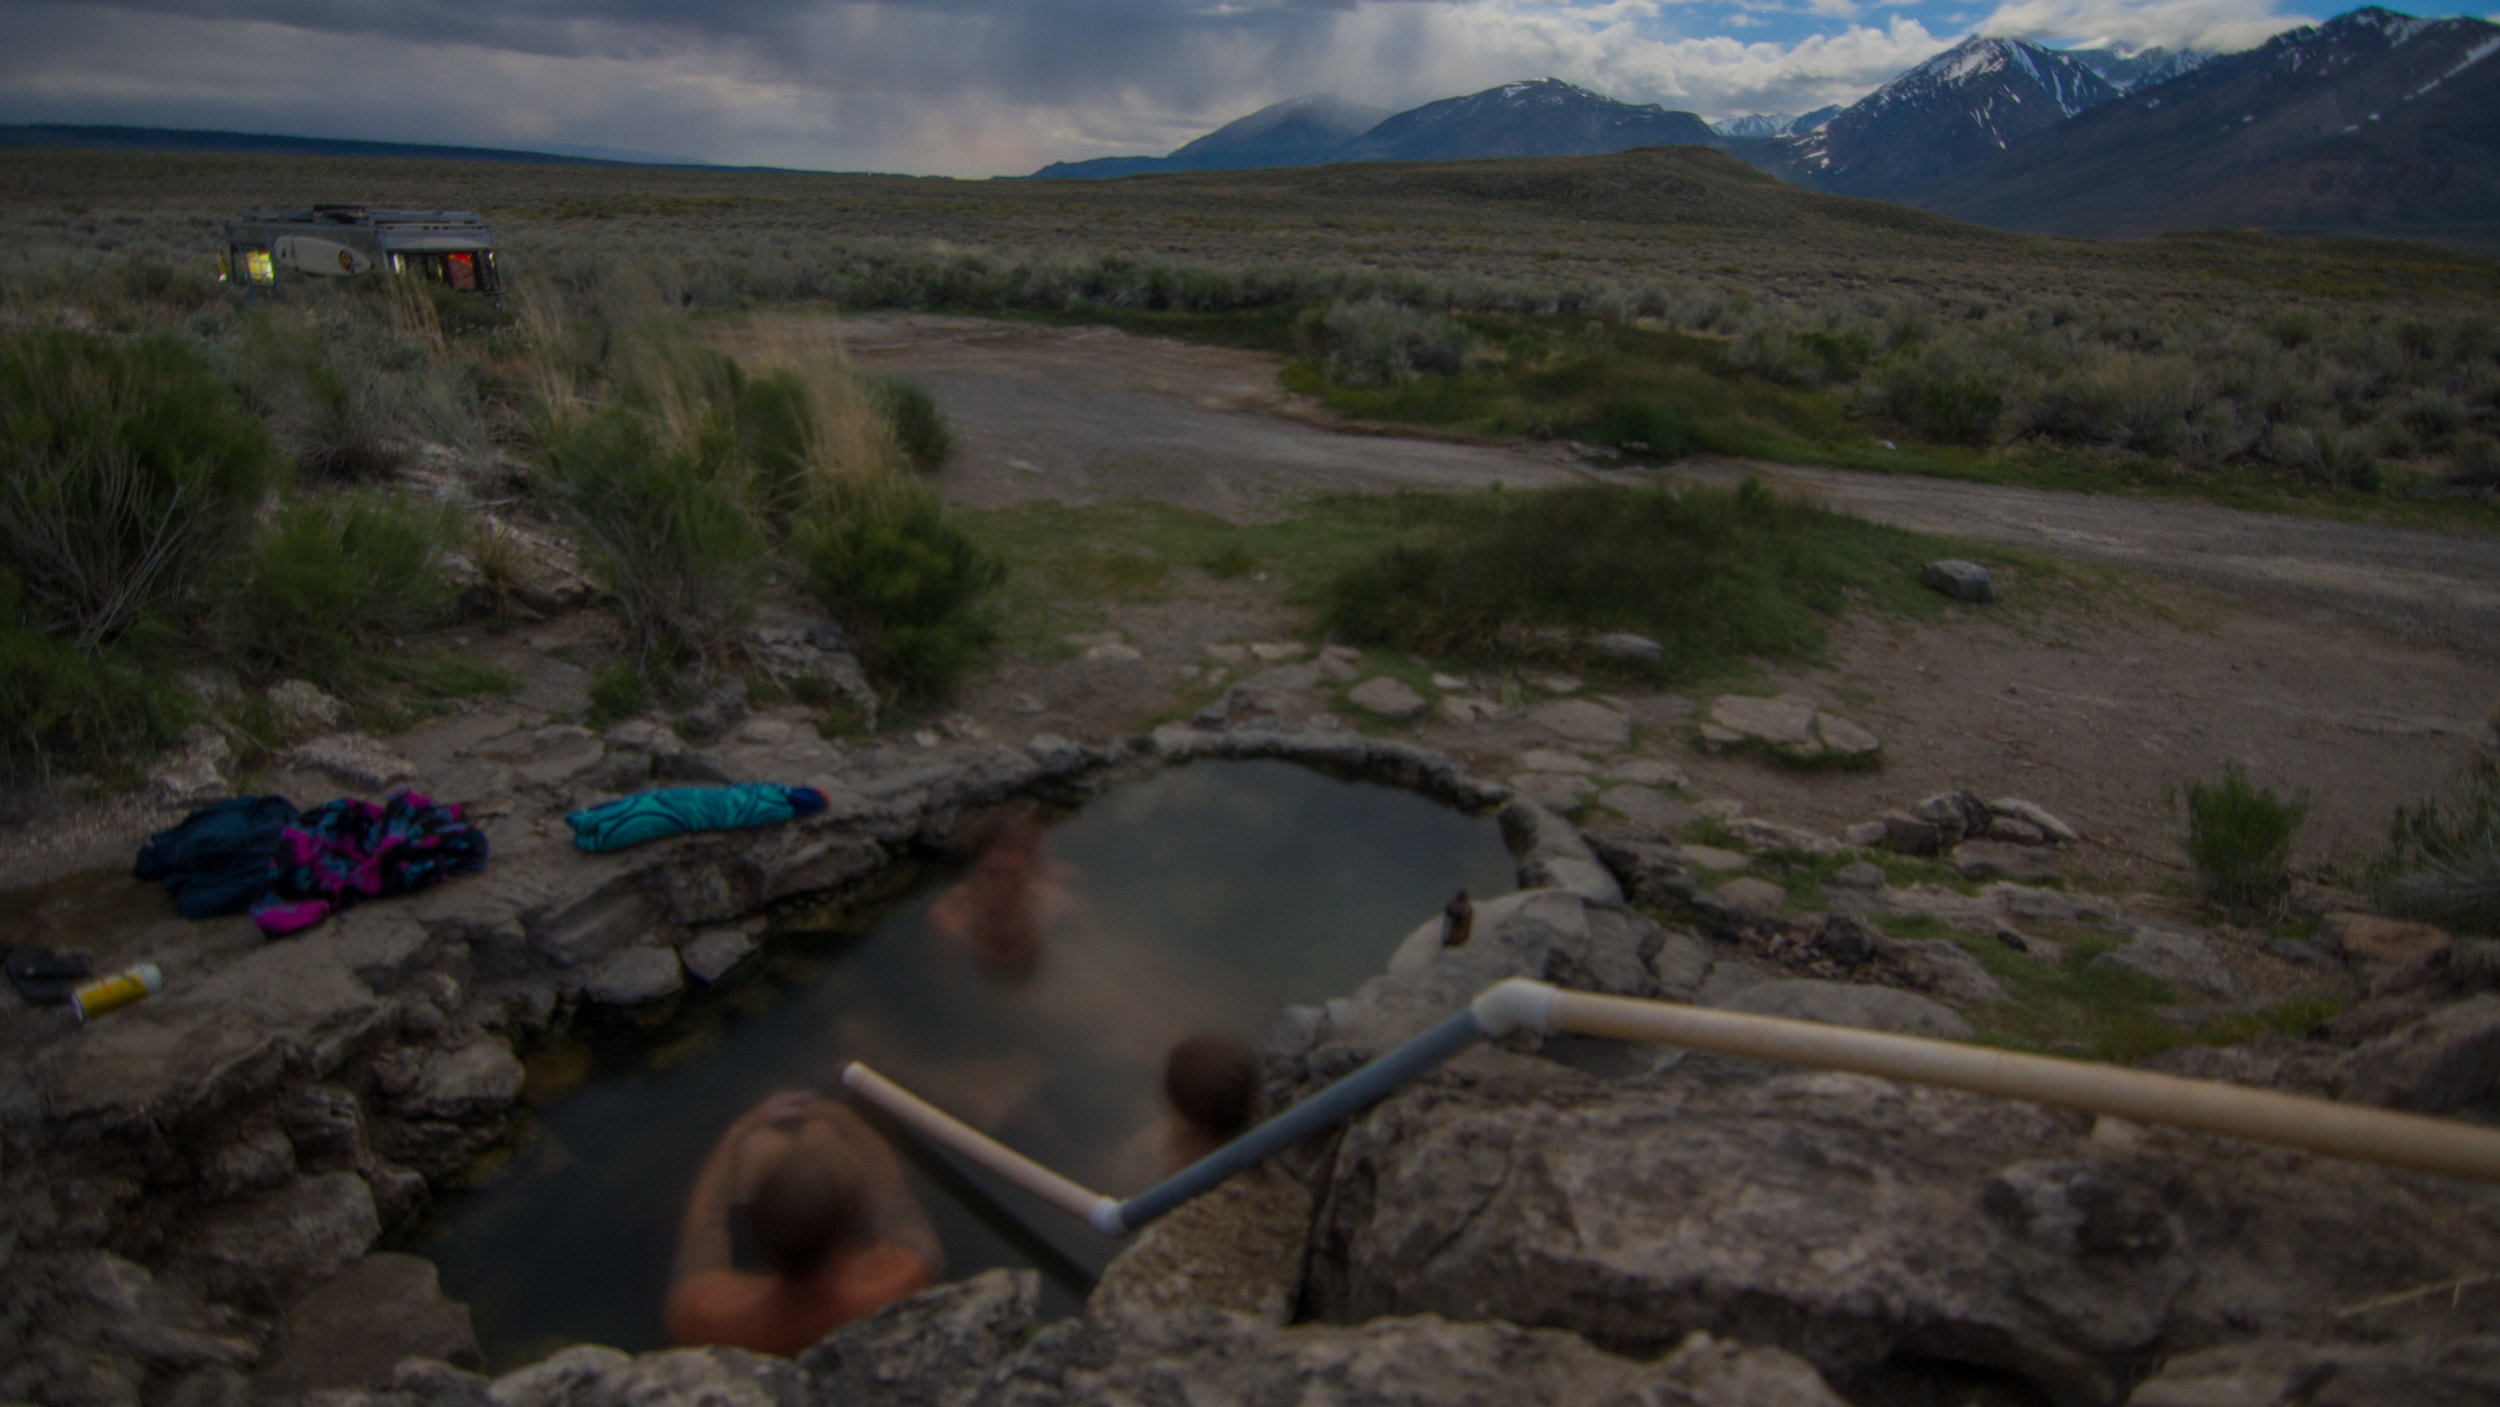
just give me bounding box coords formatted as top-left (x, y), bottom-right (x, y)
top-left (1710, 107), bottom-right (1841, 139)
top-left (0, 124), bottom-right (840, 174)
top-left (1026, 80), bottom-right (1714, 179)
top-left (1904, 8), bottom-right (2500, 243)
top-left (1738, 37), bottom-right (2123, 197)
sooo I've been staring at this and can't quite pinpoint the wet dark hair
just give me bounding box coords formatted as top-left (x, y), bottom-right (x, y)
top-left (747, 1146), bottom-right (868, 1278)
top-left (1164, 1034), bottom-right (1262, 1143)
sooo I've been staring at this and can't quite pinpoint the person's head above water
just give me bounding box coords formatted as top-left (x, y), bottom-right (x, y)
top-left (1164, 1034), bottom-right (1262, 1145)
top-left (746, 1123), bottom-right (871, 1279)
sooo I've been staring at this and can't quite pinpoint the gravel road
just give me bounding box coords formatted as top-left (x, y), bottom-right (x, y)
top-left (842, 314), bottom-right (2498, 651)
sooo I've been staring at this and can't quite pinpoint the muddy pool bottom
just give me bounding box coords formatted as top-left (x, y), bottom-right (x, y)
top-left (421, 760), bottom-right (1517, 1368)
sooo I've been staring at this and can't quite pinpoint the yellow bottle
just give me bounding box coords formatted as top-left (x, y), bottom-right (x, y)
top-left (72, 963), bottom-right (164, 1023)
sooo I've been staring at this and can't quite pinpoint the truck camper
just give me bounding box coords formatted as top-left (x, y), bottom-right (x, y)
top-left (222, 206), bottom-right (501, 302)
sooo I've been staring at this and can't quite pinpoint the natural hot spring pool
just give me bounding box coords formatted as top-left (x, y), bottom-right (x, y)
top-left (421, 759), bottom-right (1516, 1367)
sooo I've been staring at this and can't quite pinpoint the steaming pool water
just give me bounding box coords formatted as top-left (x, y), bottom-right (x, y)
top-left (421, 759), bottom-right (1517, 1367)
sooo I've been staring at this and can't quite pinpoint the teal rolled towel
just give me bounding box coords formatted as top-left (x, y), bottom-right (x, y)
top-left (564, 784), bottom-right (830, 853)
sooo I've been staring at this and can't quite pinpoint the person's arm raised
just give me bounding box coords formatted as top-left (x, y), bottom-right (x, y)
top-left (670, 1091), bottom-right (816, 1289)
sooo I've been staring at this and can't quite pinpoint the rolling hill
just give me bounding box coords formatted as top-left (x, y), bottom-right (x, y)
top-left (1024, 79), bottom-right (1716, 179)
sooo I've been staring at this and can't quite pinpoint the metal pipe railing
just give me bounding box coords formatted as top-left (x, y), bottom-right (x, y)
top-left (842, 977), bottom-right (2500, 1239)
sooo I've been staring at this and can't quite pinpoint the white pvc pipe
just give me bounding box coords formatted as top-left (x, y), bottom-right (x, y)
top-left (841, 1062), bottom-right (1125, 1233)
top-left (1541, 985), bottom-right (2500, 1185)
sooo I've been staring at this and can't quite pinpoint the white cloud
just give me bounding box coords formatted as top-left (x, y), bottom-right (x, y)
top-left (0, 0), bottom-right (2318, 175)
top-left (1975, 0), bottom-right (2316, 51)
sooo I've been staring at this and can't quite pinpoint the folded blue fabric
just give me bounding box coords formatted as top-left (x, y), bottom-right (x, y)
top-left (134, 795), bottom-right (301, 918)
top-left (563, 784), bottom-right (829, 853)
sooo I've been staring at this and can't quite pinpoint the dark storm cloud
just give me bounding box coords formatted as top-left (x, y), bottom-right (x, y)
top-left (74, 0), bottom-right (1380, 79)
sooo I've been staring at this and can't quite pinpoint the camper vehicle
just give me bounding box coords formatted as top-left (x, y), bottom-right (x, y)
top-left (222, 206), bottom-right (501, 301)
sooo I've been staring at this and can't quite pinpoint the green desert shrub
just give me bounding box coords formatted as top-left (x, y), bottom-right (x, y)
top-left (0, 326), bottom-right (271, 650)
top-left (1593, 400), bottom-right (1696, 457)
top-left (217, 493), bottom-right (456, 691)
top-left (1299, 299), bottom-right (1472, 385)
top-left (2263, 424), bottom-right (2379, 492)
top-left (794, 479), bottom-right (1003, 704)
top-left (867, 375), bottom-right (955, 473)
top-left (2450, 434), bottom-right (2500, 488)
top-left (2175, 761), bottom-right (2310, 913)
top-left (1320, 478), bottom-right (1917, 679)
top-left (1866, 354), bottom-right (2005, 446)
top-left (2370, 752), bottom-right (2500, 933)
top-left (0, 569), bottom-right (188, 778)
top-left (539, 405), bottom-right (771, 671)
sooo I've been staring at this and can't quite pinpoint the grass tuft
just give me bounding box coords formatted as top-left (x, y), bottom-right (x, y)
top-left (2370, 752), bottom-right (2500, 934)
top-left (1318, 478), bottom-right (1941, 681)
top-left (2174, 761), bottom-right (2310, 915)
top-left (216, 492), bottom-right (457, 694)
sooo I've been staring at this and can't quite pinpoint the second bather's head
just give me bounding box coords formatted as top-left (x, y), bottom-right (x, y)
top-left (1162, 1033), bottom-right (1262, 1171)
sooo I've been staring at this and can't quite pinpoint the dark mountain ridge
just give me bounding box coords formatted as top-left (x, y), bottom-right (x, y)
top-left (1906, 7), bottom-right (2500, 247)
top-left (1024, 79), bottom-right (1717, 179)
top-left (1751, 36), bottom-right (2122, 197)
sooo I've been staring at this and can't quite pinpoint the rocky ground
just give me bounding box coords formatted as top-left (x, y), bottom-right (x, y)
top-left (4, 651), bottom-right (2498, 1407)
top-left (5, 315), bottom-right (2499, 1407)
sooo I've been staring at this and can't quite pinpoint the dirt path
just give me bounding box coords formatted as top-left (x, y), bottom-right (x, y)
top-left (1665, 456), bottom-right (2500, 653)
top-left (845, 313), bottom-right (2498, 652)
top-left (840, 314), bottom-right (1577, 520)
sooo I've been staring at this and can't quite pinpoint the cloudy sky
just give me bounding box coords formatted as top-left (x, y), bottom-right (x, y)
top-left (0, 0), bottom-right (2404, 176)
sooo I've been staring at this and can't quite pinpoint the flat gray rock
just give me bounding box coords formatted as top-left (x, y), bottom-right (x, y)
top-left (253, 1254), bottom-right (480, 1397)
top-left (1347, 675), bottom-right (1427, 719)
top-left (579, 944), bottom-right (686, 1006)
top-left (1590, 631), bottom-right (1666, 663)
top-left (680, 927), bottom-right (759, 984)
top-left (1507, 772), bottom-right (1589, 814)
top-left (2092, 924), bottom-right (2236, 1001)
top-left (1529, 697), bottom-right (1633, 749)
top-left (1599, 784), bottom-right (1691, 833)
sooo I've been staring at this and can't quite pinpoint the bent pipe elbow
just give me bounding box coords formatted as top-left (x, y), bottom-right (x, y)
top-left (1110, 981), bottom-right (1559, 1233)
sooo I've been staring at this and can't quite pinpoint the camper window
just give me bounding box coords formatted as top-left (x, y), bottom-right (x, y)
top-left (390, 250), bottom-right (498, 294)
top-left (243, 249), bottom-right (275, 286)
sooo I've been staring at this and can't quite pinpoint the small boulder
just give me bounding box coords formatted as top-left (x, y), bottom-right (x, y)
top-left (1680, 844), bottom-right (1752, 872)
top-left (1601, 755), bottom-right (1688, 788)
top-left (1725, 979), bottom-right (1973, 1039)
top-left (1950, 841), bottom-right (2063, 884)
top-left (1879, 810), bottom-right (1946, 856)
top-left (602, 720), bottom-right (684, 758)
top-left (580, 944), bottom-right (685, 1006)
top-left (1508, 773), bottom-right (1590, 815)
top-left (1728, 818), bottom-right (1839, 855)
top-left (2092, 924), bottom-right (2237, 1000)
top-left (1809, 912), bottom-right (1881, 966)
top-left (1812, 712), bottom-right (1883, 761)
top-left (149, 725), bottom-right (233, 806)
top-left (1705, 694), bottom-right (1818, 752)
top-left (1529, 697), bottom-right (1633, 749)
top-left (1990, 798), bottom-right (2080, 844)
top-left (1438, 695), bottom-right (1505, 724)
top-left (1346, 676), bottom-right (1427, 720)
top-left (401, 1042), bottom-right (525, 1121)
top-left (681, 928), bottom-right (759, 984)
top-left (1826, 861), bottom-right (1888, 891)
top-left (1921, 559), bottom-right (1996, 603)
top-left (268, 679), bottom-right (350, 735)
top-left (1984, 815), bottom-right (2048, 846)
top-left (1843, 820), bottom-right (1890, 847)
top-left (286, 732), bottom-right (418, 793)
top-left (1713, 877), bottom-right (1790, 916)
top-left (1247, 641), bottom-right (1307, 662)
top-left (1599, 784), bottom-right (1691, 833)
top-left (1519, 747), bottom-right (1596, 775)
top-left (2320, 912), bottom-right (2452, 966)
top-left (2335, 994), bottom-right (2500, 1113)
top-left (251, 1254), bottom-right (480, 1398)
top-left (1589, 632), bottom-right (1665, 664)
